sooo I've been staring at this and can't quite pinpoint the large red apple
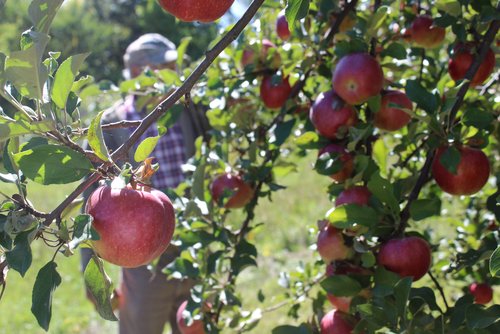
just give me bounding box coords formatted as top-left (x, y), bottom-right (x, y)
top-left (332, 53), bottom-right (384, 105)
top-left (377, 236), bottom-right (431, 281)
top-left (210, 173), bottom-right (254, 209)
top-left (326, 263), bottom-right (371, 312)
top-left (158, 0), bottom-right (234, 23)
top-left (318, 144), bottom-right (354, 183)
top-left (176, 300), bottom-right (206, 334)
top-left (320, 309), bottom-right (355, 334)
top-left (260, 74), bottom-right (292, 109)
top-left (317, 222), bottom-right (352, 263)
top-left (276, 11), bottom-right (291, 41)
top-left (336, 186), bottom-right (371, 207)
top-left (374, 90), bottom-right (413, 131)
top-left (469, 283), bottom-right (493, 305)
top-left (432, 145), bottom-right (490, 196)
top-left (310, 90), bottom-right (357, 140)
top-left (448, 43), bottom-right (495, 86)
top-left (85, 184), bottom-right (175, 268)
top-left (409, 15), bottom-right (445, 48)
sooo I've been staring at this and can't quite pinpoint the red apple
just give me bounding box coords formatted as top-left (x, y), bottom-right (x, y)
top-left (260, 74), bottom-right (292, 109)
top-left (317, 222), bottom-right (351, 263)
top-left (158, 0), bottom-right (234, 23)
top-left (469, 283), bottom-right (493, 305)
top-left (210, 173), bottom-right (254, 209)
top-left (318, 144), bottom-right (354, 183)
top-left (409, 15), bottom-right (445, 48)
top-left (377, 236), bottom-right (431, 281)
top-left (448, 43), bottom-right (495, 86)
top-left (374, 90), bottom-right (413, 131)
top-left (276, 11), bottom-right (291, 41)
top-left (241, 40), bottom-right (278, 68)
top-left (332, 53), bottom-right (384, 105)
top-left (326, 263), bottom-right (371, 312)
top-left (176, 300), bottom-right (206, 334)
top-left (310, 90), bottom-right (357, 140)
top-left (320, 309), bottom-right (355, 334)
top-left (85, 184), bottom-right (175, 268)
top-left (432, 145), bottom-right (490, 196)
top-left (336, 186), bottom-right (371, 207)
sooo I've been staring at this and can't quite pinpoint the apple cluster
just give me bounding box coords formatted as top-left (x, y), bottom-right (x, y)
top-left (303, 12), bottom-right (495, 333)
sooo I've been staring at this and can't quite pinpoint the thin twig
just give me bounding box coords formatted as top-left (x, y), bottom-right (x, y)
top-left (321, 0), bottom-right (359, 48)
top-left (447, 13), bottom-right (500, 130)
top-left (79, 120), bottom-right (142, 134)
top-left (428, 270), bottom-right (449, 312)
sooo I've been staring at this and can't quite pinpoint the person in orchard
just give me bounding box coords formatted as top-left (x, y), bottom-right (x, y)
top-left (81, 33), bottom-right (210, 334)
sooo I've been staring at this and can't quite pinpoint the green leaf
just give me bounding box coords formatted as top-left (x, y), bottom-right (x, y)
top-left (69, 214), bottom-right (98, 250)
top-left (272, 324), bottom-right (312, 334)
top-left (490, 247), bottom-right (500, 276)
top-left (394, 278), bottom-right (412, 318)
top-left (366, 6), bottom-right (389, 37)
top-left (409, 197), bottom-right (441, 221)
top-left (450, 295), bottom-right (474, 329)
top-left (463, 108), bottom-right (494, 129)
top-left (134, 135), bottom-right (162, 162)
top-left (13, 144), bottom-right (93, 185)
top-left (273, 119), bottom-right (296, 146)
top-left (5, 230), bottom-right (33, 277)
top-left (410, 287), bottom-right (441, 312)
top-left (367, 173), bottom-right (400, 215)
top-left (315, 151), bottom-right (344, 176)
top-left (466, 305), bottom-right (500, 329)
top-left (51, 53), bottom-right (89, 109)
top-left (296, 131), bottom-right (320, 149)
top-left (3, 31), bottom-right (50, 99)
top-left (176, 37), bottom-right (192, 71)
top-left (436, 0), bottom-right (462, 17)
top-left (31, 262), bottom-right (62, 331)
top-left (87, 110), bottom-right (111, 162)
top-left (164, 258), bottom-right (200, 279)
top-left (326, 204), bottom-right (379, 229)
top-left (158, 104), bottom-right (183, 129)
top-left (321, 275), bottom-right (362, 297)
top-left (405, 80), bottom-right (439, 114)
top-left (192, 162), bottom-right (206, 200)
top-left (367, 95), bottom-right (381, 114)
top-left (361, 252), bottom-right (376, 268)
top-left (84, 256), bottom-right (118, 321)
top-left (285, 0), bottom-right (310, 31)
top-left (231, 255), bottom-right (258, 276)
top-left (0, 116), bottom-right (54, 141)
top-left (439, 146), bottom-right (461, 175)
top-left (373, 267), bottom-right (401, 297)
top-left (381, 43), bottom-right (407, 60)
top-left (28, 0), bottom-right (64, 34)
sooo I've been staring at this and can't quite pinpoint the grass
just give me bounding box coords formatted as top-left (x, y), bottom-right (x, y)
top-left (0, 153), bottom-right (332, 333)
